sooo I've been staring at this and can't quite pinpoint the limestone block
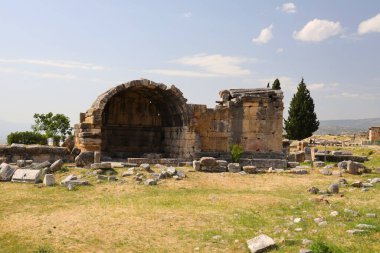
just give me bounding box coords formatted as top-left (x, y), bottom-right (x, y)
top-left (50, 159), bottom-right (63, 172)
top-left (199, 157), bottom-right (217, 167)
top-left (193, 160), bottom-right (200, 170)
top-left (94, 151), bottom-right (101, 163)
top-left (243, 166), bottom-right (257, 174)
top-left (43, 174), bottom-right (55, 186)
top-left (0, 163), bottom-right (17, 181)
top-left (12, 169), bottom-right (41, 183)
top-left (228, 163), bottom-right (241, 173)
top-left (75, 151), bottom-right (94, 167)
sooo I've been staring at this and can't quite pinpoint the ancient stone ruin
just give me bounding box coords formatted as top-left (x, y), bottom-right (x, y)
top-left (74, 79), bottom-right (284, 165)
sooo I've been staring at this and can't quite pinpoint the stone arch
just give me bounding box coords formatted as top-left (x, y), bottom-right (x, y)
top-left (85, 79), bottom-right (190, 157)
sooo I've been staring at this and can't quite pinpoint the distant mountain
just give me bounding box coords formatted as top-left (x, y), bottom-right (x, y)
top-left (316, 118), bottom-right (380, 135)
top-left (0, 120), bottom-right (31, 144)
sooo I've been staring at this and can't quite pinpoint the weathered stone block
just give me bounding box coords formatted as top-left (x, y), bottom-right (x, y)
top-left (193, 160), bottom-right (200, 171)
top-left (200, 157), bottom-right (217, 167)
top-left (0, 163), bottom-right (17, 181)
top-left (228, 163), bottom-right (241, 173)
top-left (75, 151), bottom-right (94, 167)
top-left (50, 159), bottom-right (63, 172)
top-left (12, 169), bottom-right (41, 183)
top-left (243, 166), bottom-right (256, 174)
top-left (43, 174), bottom-right (55, 186)
top-left (94, 151), bottom-right (101, 163)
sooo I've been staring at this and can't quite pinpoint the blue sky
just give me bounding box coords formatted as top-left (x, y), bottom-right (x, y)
top-left (0, 0), bottom-right (379, 126)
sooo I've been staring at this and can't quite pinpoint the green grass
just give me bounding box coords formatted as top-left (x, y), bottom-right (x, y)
top-left (0, 153), bottom-right (380, 252)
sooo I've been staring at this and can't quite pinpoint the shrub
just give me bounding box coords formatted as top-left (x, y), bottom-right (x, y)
top-left (310, 241), bottom-right (333, 253)
top-left (7, 131), bottom-right (47, 145)
top-left (230, 144), bottom-right (243, 162)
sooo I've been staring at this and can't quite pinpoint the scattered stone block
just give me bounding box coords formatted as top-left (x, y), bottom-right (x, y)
top-left (346, 229), bottom-right (367, 235)
top-left (246, 234), bottom-right (276, 253)
top-left (32, 161), bottom-right (51, 170)
top-left (351, 181), bottom-right (363, 188)
top-left (43, 174), bottom-right (55, 186)
top-left (122, 168), bottom-right (135, 177)
top-left (0, 163), bottom-right (17, 181)
top-left (344, 208), bottom-right (358, 216)
top-left (144, 179), bottom-right (157, 185)
top-left (122, 163), bottom-right (138, 168)
top-left (91, 162), bottom-right (112, 170)
top-left (362, 183), bottom-right (373, 188)
top-left (356, 224), bottom-right (376, 229)
top-left (12, 169), bottom-right (41, 183)
top-left (337, 178), bottom-right (348, 185)
top-left (319, 168), bottom-right (332, 175)
top-left (308, 187), bottom-right (319, 194)
top-left (193, 160), bottom-right (200, 171)
top-left (166, 167), bottom-right (177, 176)
top-left (176, 170), bottom-right (186, 179)
top-left (16, 160), bottom-right (26, 167)
top-left (94, 151), bottom-right (101, 163)
top-left (71, 147), bottom-right (81, 156)
top-left (50, 159), bottom-right (63, 172)
top-left (327, 183), bottom-right (339, 194)
top-left (75, 151), bottom-right (94, 167)
top-left (330, 211), bottom-right (339, 217)
top-left (199, 157), bottom-right (217, 167)
top-left (366, 213), bottom-right (377, 218)
top-left (140, 163), bottom-right (153, 172)
top-left (370, 178), bottom-right (380, 184)
top-left (228, 163), bottom-right (241, 173)
top-left (332, 171), bottom-right (342, 177)
top-left (291, 168), bottom-right (308, 175)
top-left (216, 160), bottom-right (228, 167)
top-left (243, 166), bottom-right (256, 174)
top-left (299, 249), bottom-right (312, 253)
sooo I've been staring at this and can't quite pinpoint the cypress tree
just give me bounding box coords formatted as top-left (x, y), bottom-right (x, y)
top-left (272, 78), bottom-right (281, 90)
top-left (267, 82), bottom-right (270, 88)
top-left (284, 78), bottom-right (319, 140)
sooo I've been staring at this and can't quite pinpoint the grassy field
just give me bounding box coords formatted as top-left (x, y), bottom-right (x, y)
top-left (1, 159), bottom-right (380, 252)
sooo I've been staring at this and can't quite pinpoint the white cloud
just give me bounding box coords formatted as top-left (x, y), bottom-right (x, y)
top-left (146, 53), bottom-right (252, 78)
top-left (0, 58), bottom-right (106, 70)
top-left (308, 83), bottom-right (325, 90)
top-left (278, 3), bottom-right (297, 13)
top-left (183, 12), bottom-right (192, 18)
top-left (293, 19), bottom-right (343, 42)
top-left (358, 13), bottom-right (380, 35)
top-left (252, 25), bottom-right (274, 44)
top-left (145, 69), bottom-right (216, 78)
top-left (0, 67), bottom-right (78, 80)
top-left (341, 92), bottom-right (359, 98)
top-left (276, 48), bottom-right (284, 54)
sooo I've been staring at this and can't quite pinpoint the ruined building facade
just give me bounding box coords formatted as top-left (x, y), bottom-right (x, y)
top-left (74, 79), bottom-right (284, 160)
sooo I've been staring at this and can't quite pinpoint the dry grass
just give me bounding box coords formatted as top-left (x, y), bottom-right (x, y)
top-left (0, 166), bottom-right (379, 252)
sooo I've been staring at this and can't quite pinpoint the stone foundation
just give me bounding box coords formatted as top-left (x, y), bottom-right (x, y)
top-left (0, 144), bottom-right (73, 163)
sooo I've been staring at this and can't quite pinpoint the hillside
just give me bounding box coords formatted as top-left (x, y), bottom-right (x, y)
top-left (316, 117), bottom-right (380, 135)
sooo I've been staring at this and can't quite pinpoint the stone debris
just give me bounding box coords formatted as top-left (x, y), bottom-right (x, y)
top-left (50, 159), bottom-right (63, 172)
top-left (243, 166), bottom-right (257, 174)
top-left (228, 163), bottom-right (241, 173)
top-left (336, 178), bottom-right (348, 185)
top-left (346, 229), bottom-right (367, 235)
top-left (369, 178), bottom-right (380, 184)
top-left (16, 160), bottom-right (26, 167)
top-left (291, 168), bottom-right (308, 175)
top-left (91, 162), bottom-right (112, 170)
top-left (166, 167), bottom-right (177, 176)
top-left (12, 169), bottom-right (41, 183)
top-left (319, 168), bottom-right (332, 176)
top-left (332, 171), bottom-right (342, 177)
top-left (362, 183), bottom-right (373, 188)
top-left (122, 168), bottom-right (135, 177)
top-left (287, 162), bottom-right (300, 168)
top-left (196, 157), bottom-right (227, 172)
top-left (0, 163), bottom-right (17, 181)
top-left (299, 249), bottom-right (312, 253)
top-left (302, 239), bottom-right (313, 246)
top-left (75, 151), bottom-right (94, 167)
top-left (356, 224), bottom-right (376, 229)
top-left (61, 174), bottom-right (88, 186)
top-left (308, 187), bottom-right (319, 194)
top-left (295, 228), bottom-right (303, 232)
top-left (330, 211), bottom-right (339, 217)
top-left (246, 234), bottom-right (276, 253)
top-left (351, 181), bottom-right (363, 188)
top-left (94, 151), bottom-right (101, 163)
top-left (43, 174), bottom-right (55, 186)
top-left (122, 162), bottom-right (138, 168)
top-left (294, 218), bottom-right (303, 223)
top-left (144, 179), bottom-right (157, 185)
top-left (327, 183), bottom-right (339, 194)
top-left (344, 208), bottom-right (359, 216)
top-left (140, 163), bottom-right (153, 173)
top-left (314, 217), bottom-right (324, 224)
top-left (31, 161), bottom-right (51, 170)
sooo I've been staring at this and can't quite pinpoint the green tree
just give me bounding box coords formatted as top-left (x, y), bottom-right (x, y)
top-left (272, 78), bottom-right (281, 90)
top-left (284, 78), bottom-right (319, 140)
top-left (230, 144), bottom-right (243, 162)
top-left (32, 112), bottom-right (73, 140)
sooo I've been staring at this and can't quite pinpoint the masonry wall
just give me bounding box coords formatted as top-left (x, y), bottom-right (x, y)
top-left (369, 127), bottom-right (380, 142)
top-left (74, 80), bottom-right (284, 160)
